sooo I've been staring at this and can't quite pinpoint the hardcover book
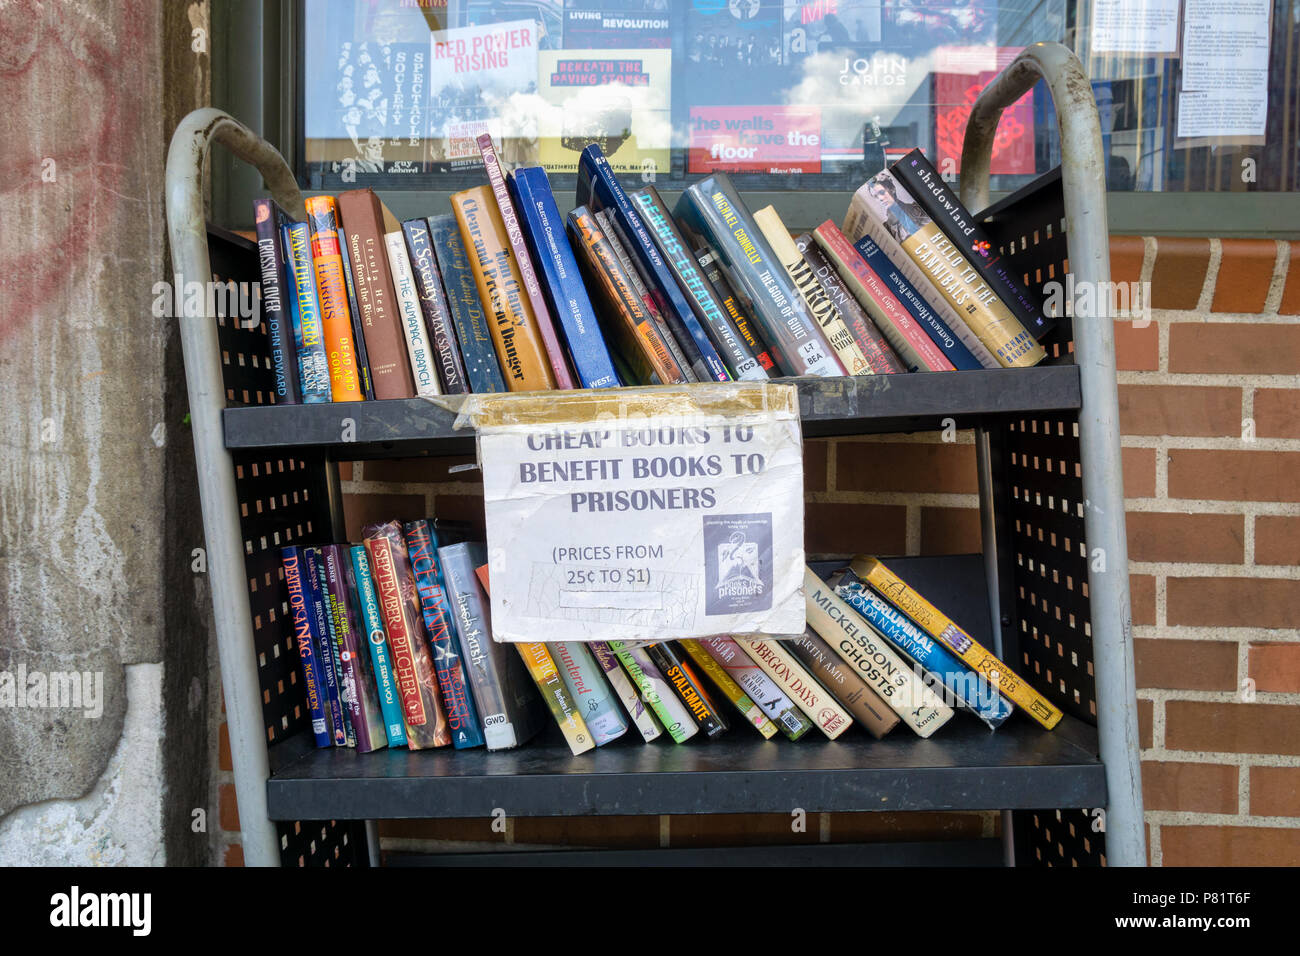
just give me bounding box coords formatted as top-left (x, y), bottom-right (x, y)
top-left (677, 639), bottom-right (776, 738)
top-left (304, 196), bottom-right (365, 401)
top-left (279, 546), bottom-right (331, 747)
top-left (402, 218), bottom-right (469, 395)
top-left (428, 213), bottom-right (507, 394)
top-left (336, 225), bottom-right (376, 399)
top-left (608, 641), bottom-right (699, 744)
top-left (322, 544), bottom-right (388, 752)
top-left (743, 637), bottom-right (854, 739)
top-left (694, 245), bottom-right (778, 373)
top-left (252, 199), bottom-right (301, 404)
top-left (787, 627), bottom-right (899, 739)
top-left (384, 231), bottom-right (442, 397)
top-left (646, 642), bottom-right (729, 738)
top-left (699, 635), bottom-right (811, 740)
top-left (302, 546), bottom-right (351, 746)
top-left (551, 641), bottom-right (629, 746)
top-left (280, 222), bottom-right (332, 403)
top-left (348, 545), bottom-right (409, 748)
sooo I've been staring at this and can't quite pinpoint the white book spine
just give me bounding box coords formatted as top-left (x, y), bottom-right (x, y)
top-left (742, 637), bottom-right (854, 739)
top-left (592, 642), bottom-right (662, 742)
top-left (384, 231), bottom-right (442, 397)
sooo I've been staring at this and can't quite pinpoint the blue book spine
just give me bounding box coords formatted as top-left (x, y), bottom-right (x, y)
top-left (348, 545), bottom-right (408, 748)
top-left (510, 167), bottom-right (619, 390)
top-left (853, 236), bottom-right (988, 371)
top-left (576, 144), bottom-right (732, 383)
top-left (302, 546), bottom-right (350, 745)
top-left (280, 546), bottom-right (331, 747)
top-left (313, 547), bottom-right (356, 747)
top-left (835, 578), bottom-right (1013, 728)
top-left (427, 213), bottom-right (507, 394)
top-left (253, 200), bottom-right (301, 403)
top-left (280, 222), bottom-right (332, 403)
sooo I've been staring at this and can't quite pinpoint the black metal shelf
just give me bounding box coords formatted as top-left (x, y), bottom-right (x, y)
top-left (223, 365), bottom-right (1081, 459)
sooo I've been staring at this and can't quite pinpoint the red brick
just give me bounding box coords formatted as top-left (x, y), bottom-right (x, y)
top-left (1131, 574), bottom-right (1156, 625)
top-left (1141, 761), bottom-right (1238, 813)
top-left (218, 783), bottom-right (240, 832)
top-left (1253, 388), bottom-right (1300, 439)
top-left (1280, 240), bottom-right (1300, 315)
top-left (363, 456), bottom-right (479, 484)
top-left (668, 813), bottom-right (820, 846)
top-left (1211, 239), bottom-right (1279, 313)
top-left (804, 440), bottom-right (828, 492)
top-left (1250, 766), bottom-right (1300, 817)
top-left (835, 441), bottom-right (976, 494)
top-left (1109, 235), bottom-right (1146, 287)
top-left (1248, 642), bottom-right (1300, 693)
top-left (342, 493), bottom-right (426, 541)
top-left (1137, 697), bottom-right (1154, 749)
top-left (337, 461), bottom-right (353, 481)
top-left (1114, 321), bottom-right (1159, 372)
top-left (919, 506), bottom-right (981, 554)
top-left (1118, 384), bottom-right (1241, 437)
top-left (1168, 449), bottom-right (1300, 503)
top-left (1169, 322), bottom-right (1300, 375)
top-left (1122, 447), bottom-right (1156, 498)
top-left (805, 502), bottom-right (907, 557)
top-left (1149, 237), bottom-right (1210, 311)
top-left (1167, 576), bottom-right (1300, 629)
top-left (1255, 515), bottom-right (1300, 566)
top-left (223, 844), bottom-right (244, 867)
top-left (1165, 700), bottom-right (1300, 755)
top-left (1126, 512), bottom-right (1244, 564)
top-left (1135, 638), bottom-right (1238, 691)
top-left (218, 722), bottom-right (232, 773)
top-left (1162, 826), bottom-right (1300, 866)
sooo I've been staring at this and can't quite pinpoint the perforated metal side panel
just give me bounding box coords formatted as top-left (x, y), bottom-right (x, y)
top-left (209, 227), bottom-right (368, 867)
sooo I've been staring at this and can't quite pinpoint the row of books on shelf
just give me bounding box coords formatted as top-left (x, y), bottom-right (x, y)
top-left (256, 139), bottom-right (1056, 407)
top-left (282, 518), bottom-right (1063, 757)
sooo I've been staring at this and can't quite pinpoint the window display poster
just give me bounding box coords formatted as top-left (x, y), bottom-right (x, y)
top-left (563, 0), bottom-right (673, 48)
top-left (1090, 0), bottom-right (1180, 54)
top-left (932, 47), bottom-right (1034, 175)
top-left (688, 105), bottom-right (822, 173)
top-left (684, 0), bottom-right (786, 105)
top-left (1177, 0), bottom-right (1270, 142)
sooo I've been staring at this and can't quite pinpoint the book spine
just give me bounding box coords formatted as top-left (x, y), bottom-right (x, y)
top-left (608, 641), bottom-right (699, 743)
top-left (280, 547), bottom-right (331, 747)
top-left (348, 545), bottom-right (409, 748)
top-left (851, 556), bottom-right (1064, 729)
top-left (336, 225), bottom-right (376, 399)
top-left (695, 246), bottom-right (779, 373)
top-left (794, 234), bottom-right (905, 375)
top-left (742, 638), bottom-right (854, 739)
top-left (335, 189), bottom-right (417, 400)
top-left (281, 222), bottom-right (333, 403)
top-left (253, 199), bottom-right (301, 403)
top-left (322, 544), bottom-right (387, 752)
top-left (577, 143), bottom-right (732, 382)
top-left (451, 186), bottom-right (557, 392)
top-left (811, 221), bottom-right (954, 372)
top-left (515, 643), bottom-right (595, 755)
top-left (590, 641), bottom-right (663, 742)
top-left (834, 572), bottom-right (1013, 729)
top-left (699, 635), bottom-right (812, 740)
top-left (754, 205), bottom-right (874, 376)
top-left (646, 642), bottom-right (728, 738)
top-left (551, 641), bottom-right (629, 746)
top-left (404, 520), bottom-right (484, 749)
top-left (803, 567), bottom-right (954, 737)
top-left (402, 218), bottom-right (470, 395)
top-left (304, 196), bottom-right (365, 401)
top-left (568, 207), bottom-right (687, 386)
top-left (674, 175), bottom-right (843, 377)
top-left (677, 639), bottom-right (776, 738)
top-left (384, 231), bottom-right (442, 397)
top-left (786, 628), bottom-right (899, 739)
top-left (852, 234), bottom-right (990, 370)
top-left (363, 522), bottom-right (451, 749)
top-left (891, 149), bottom-right (1054, 340)
top-left (477, 134), bottom-right (575, 388)
top-left (510, 167), bottom-right (620, 390)
top-left (428, 213), bottom-right (507, 394)
top-left (632, 186), bottom-right (767, 381)
top-left (302, 546), bottom-right (351, 745)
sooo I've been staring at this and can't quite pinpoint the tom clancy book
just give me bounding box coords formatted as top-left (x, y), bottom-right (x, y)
top-left (384, 230), bottom-right (442, 397)
top-left (699, 635), bottom-right (812, 741)
top-left (304, 196), bottom-right (365, 401)
top-left (694, 245), bottom-right (779, 373)
top-left (322, 544), bottom-right (388, 752)
top-left (428, 213), bottom-right (507, 394)
top-left (280, 222), bottom-right (332, 403)
top-left (402, 218), bottom-right (469, 395)
top-left (335, 225), bottom-right (376, 399)
top-left (301, 546), bottom-right (350, 745)
top-left (743, 638), bottom-right (854, 739)
top-left (576, 142), bottom-right (732, 382)
top-left (608, 641), bottom-right (699, 744)
top-left (787, 627), bottom-right (899, 739)
top-left (551, 642), bottom-right (629, 746)
top-left (279, 546), bottom-right (331, 747)
top-left (794, 233), bottom-right (905, 375)
top-left (675, 174), bottom-right (842, 377)
top-left (833, 569), bottom-right (1011, 729)
top-left (677, 639), bottom-right (776, 739)
top-left (646, 642), bottom-right (728, 738)
top-left (348, 545), bottom-right (408, 747)
top-left (363, 521), bottom-right (452, 749)
top-left (590, 641), bottom-right (663, 742)
top-left (252, 199), bottom-right (301, 403)
top-left (404, 520), bottom-right (483, 749)
top-left (439, 541), bottom-right (544, 750)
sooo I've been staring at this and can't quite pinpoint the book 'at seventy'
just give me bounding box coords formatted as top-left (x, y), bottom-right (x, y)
top-left (348, 545), bottom-right (409, 748)
top-left (402, 218), bottom-right (469, 395)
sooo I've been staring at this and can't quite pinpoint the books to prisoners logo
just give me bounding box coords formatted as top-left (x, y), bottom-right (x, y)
top-left (703, 513), bottom-right (772, 615)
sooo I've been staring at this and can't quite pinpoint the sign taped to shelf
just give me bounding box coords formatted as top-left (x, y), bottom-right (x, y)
top-left (466, 383), bottom-right (806, 644)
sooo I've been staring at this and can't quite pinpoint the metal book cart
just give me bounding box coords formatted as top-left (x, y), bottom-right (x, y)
top-left (166, 42), bottom-right (1144, 867)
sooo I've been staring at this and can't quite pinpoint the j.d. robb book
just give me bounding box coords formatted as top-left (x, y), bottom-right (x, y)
top-left (743, 637), bottom-right (853, 739)
top-left (590, 641), bottom-right (663, 742)
top-left (608, 641), bottom-right (699, 744)
top-left (280, 547), bottom-right (331, 747)
top-left (677, 638), bottom-right (776, 739)
top-left (348, 545), bottom-right (408, 748)
top-left (699, 634), bottom-right (812, 740)
top-left (252, 198), bottom-right (301, 404)
top-left (304, 196), bottom-right (365, 401)
top-left (552, 641), bottom-right (629, 746)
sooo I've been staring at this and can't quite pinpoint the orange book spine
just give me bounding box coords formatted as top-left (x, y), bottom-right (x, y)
top-left (305, 196), bottom-right (364, 402)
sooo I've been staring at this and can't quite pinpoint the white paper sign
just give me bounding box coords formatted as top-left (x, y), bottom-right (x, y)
top-left (1178, 0), bottom-right (1271, 140)
top-left (476, 385), bottom-right (806, 644)
top-left (1090, 0), bottom-right (1180, 54)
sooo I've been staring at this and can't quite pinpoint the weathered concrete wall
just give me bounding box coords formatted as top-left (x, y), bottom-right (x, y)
top-left (0, 0), bottom-right (212, 865)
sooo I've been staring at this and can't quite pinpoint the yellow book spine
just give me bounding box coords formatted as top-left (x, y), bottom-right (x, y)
top-left (679, 639), bottom-right (777, 739)
top-left (515, 642), bottom-right (595, 755)
top-left (852, 556), bottom-right (1064, 730)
